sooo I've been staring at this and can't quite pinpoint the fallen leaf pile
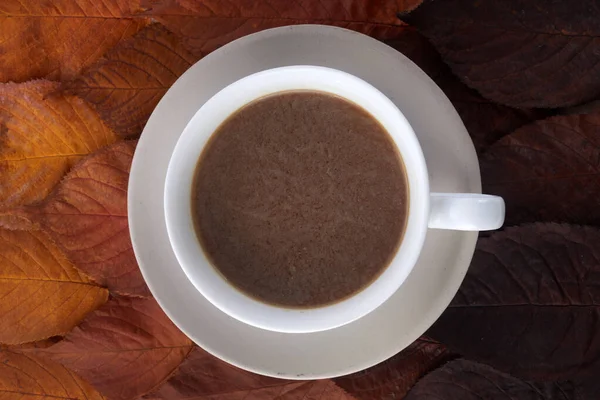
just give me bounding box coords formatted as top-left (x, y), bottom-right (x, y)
top-left (1, 0), bottom-right (599, 399)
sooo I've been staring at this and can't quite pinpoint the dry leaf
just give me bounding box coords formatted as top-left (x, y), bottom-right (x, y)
top-left (142, 0), bottom-right (410, 57)
top-left (1, 336), bottom-right (63, 350)
top-left (334, 337), bottom-right (452, 400)
top-left (0, 0), bottom-right (147, 82)
top-left (402, 0), bottom-right (600, 108)
top-left (405, 359), bottom-right (578, 400)
top-left (0, 81), bottom-right (119, 208)
top-left (0, 350), bottom-right (106, 400)
top-left (1, 141), bottom-right (147, 296)
top-left (481, 113), bottom-right (600, 225)
top-left (385, 29), bottom-right (546, 152)
top-left (64, 24), bottom-right (198, 138)
top-left (45, 296), bottom-right (193, 400)
top-left (0, 229), bottom-right (108, 345)
top-left (146, 346), bottom-right (355, 400)
top-left (428, 224), bottom-right (600, 381)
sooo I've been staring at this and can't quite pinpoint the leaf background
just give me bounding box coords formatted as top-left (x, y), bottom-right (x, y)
top-left (1, 0), bottom-right (600, 399)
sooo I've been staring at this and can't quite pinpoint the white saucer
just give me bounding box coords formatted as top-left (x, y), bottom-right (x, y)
top-left (128, 25), bottom-right (480, 379)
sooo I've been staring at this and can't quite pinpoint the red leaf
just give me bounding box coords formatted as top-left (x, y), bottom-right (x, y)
top-left (334, 337), bottom-right (452, 400)
top-left (142, 0), bottom-right (410, 57)
top-left (427, 224), bottom-right (600, 381)
top-left (44, 296), bottom-right (193, 400)
top-left (64, 24), bottom-right (199, 138)
top-left (481, 113), bottom-right (600, 225)
top-left (405, 359), bottom-right (581, 400)
top-left (2, 141), bottom-right (148, 297)
top-left (402, 0), bottom-right (600, 108)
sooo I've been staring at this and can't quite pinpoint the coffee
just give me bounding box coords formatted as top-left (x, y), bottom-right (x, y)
top-left (191, 91), bottom-right (408, 308)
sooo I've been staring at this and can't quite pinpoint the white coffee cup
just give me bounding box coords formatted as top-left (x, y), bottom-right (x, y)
top-left (164, 66), bottom-right (504, 334)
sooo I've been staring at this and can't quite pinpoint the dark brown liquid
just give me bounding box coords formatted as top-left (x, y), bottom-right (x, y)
top-left (192, 91), bottom-right (408, 308)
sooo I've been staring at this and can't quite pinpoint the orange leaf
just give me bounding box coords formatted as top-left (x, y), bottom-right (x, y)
top-left (142, 0), bottom-right (409, 57)
top-left (334, 337), bottom-right (452, 399)
top-left (64, 24), bottom-right (199, 138)
top-left (0, 350), bottom-right (105, 400)
top-left (0, 1), bottom-right (148, 82)
top-left (0, 229), bottom-right (108, 345)
top-left (0, 80), bottom-right (119, 208)
top-left (1, 336), bottom-right (63, 350)
top-left (5, 140), bottom-right (148, 296)
top-left (146, 346), bottom-right (355, 400)
top-left (45, 296), bottom-right (194, 400)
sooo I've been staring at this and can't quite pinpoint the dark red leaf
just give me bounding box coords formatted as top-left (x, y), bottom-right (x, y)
top-left (334, 337), bottom-right (452, 400)
top-left (405, 359), bottom-right (580, 400)
top-left (481, 113), bottom-right (600, 225)
top-left (427, 224), bottom-right (600, 382)
top-left (402, 0), bottom-right (600, 108)
top-left (385, 29), bottom-right (546, 152)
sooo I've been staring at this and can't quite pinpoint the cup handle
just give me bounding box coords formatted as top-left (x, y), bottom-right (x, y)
top-left (428, 193), bottom-right (505, 231)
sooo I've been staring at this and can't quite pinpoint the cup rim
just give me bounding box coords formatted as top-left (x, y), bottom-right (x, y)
top-left (164, 65), bottom-right (430, 333)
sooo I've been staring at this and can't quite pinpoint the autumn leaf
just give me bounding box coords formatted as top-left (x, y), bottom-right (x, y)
top-left (64, 24), bottom-right (199, 138)
top-left (334, 337), bottom-right (452, 400)
top-left (405, 359), bottom-right (581, 400)
top-left (481, 113), bottom-right (600, 225)
top-left (0, 80), bottom-right (119, 208)
top-left (1, 141), bottom-right (148, 297)
top-left (0, 350), bottom-right (105, 400)
top-left (0, 229), bottom-right (107, 345)
top-left (1, 336), bottom-right (63, 351)
top-left (44, 296), bottom-right (193, 400)
top-left (402, 0), bottom-right (600, 108)
top-left (0, 0), bottom-right (148, 82)
top-left (384, 29), bottom-right (547, 152)
top-left (427, 224), bottom-right (600, 382)
top-left (142, 0), bottom-right (410, 57)
top-left (146, 346), bottom-right (355, 400)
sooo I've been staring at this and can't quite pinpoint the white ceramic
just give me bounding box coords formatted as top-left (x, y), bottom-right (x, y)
top-left (129, 25), bottom-right (486, 378)
top-left (164, 66), bottom-right (504, 334)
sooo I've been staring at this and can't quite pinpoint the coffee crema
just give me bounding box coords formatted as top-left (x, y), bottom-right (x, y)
top-left (191, 91), bottom-right (408, 308)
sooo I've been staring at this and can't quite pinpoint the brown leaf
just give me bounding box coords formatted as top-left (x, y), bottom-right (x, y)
top-left (385, 29), bottom-right (546, 152)
top-left (0, 229), bottom-right (108, 345)
top-left (2, 141), bottom-right (148, 297)
top-left (146, 346), bottom-right (355, 400)
top-left (0, 350), bottom-right (106, 400)
top-left (0, 1), bottom-right (148, 82)
top-left (0, 81), bottom-right (119, 208)
top-left (427, 224), bottom-right (600, 382)
top-left (64, 24), bottom-right (198, 138)
top-left (1, 336), bottom-right (63, 350)
top-left (405, 359), bottom-right (578, 400)
top-left (45, 296), bottom-right (193, 400)
top-left (142, 0), bottom-right (409, 57)
top-left (334, 337), bottom-right (452, 400)
top-left (402, 0), bottom-right (600, 108)
top-left (481, 113), bottom-right (600, 225)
